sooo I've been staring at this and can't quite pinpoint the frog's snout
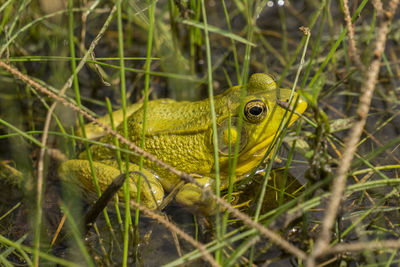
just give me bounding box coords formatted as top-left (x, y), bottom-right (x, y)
top-left (276, 93), bottom-right (307, 115)
top-left (293, 96), bottom-right (308, 114)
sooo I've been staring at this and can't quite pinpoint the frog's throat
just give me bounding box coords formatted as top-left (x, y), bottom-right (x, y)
top-left (235, 113), bottom-right (301, 176)
top-left (234, 134), bottom-right (274, 176)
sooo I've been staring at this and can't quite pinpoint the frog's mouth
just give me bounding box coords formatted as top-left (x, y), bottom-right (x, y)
top-left (234, 108), bottom-right (303, 176)
top-left (234, 135), bottom-right (275, 176)
top-left (223, 96), bottom-right (307, 176)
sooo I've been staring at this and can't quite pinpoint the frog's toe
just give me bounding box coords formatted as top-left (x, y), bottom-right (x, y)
top-left (133, 172), bottom-right (164, 210)
top-left (175, 183), bottom-right (202, 207)
top-left (175, 183), bottom-right (216, 215)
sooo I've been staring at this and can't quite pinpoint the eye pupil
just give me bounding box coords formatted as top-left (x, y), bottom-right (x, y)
top-left (244, 99), bottom-right (267, 123)
top-left (250, 106), bottom-right (263, 115)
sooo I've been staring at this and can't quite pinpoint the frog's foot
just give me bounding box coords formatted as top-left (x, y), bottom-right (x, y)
top-left (158, 181), bottom-right (185, 210)
top-left (58, 159), bottom-right (164, 210)
top-left (222, 191), bottom-right (252, 209)
top-left (175, 176), bottom-right (216, 215)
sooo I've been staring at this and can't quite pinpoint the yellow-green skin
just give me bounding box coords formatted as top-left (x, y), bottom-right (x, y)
top-left (58, 73), bottom-right (307, 213)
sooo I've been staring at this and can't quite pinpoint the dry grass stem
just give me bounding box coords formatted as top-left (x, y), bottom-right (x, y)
top-left (321, 239), bottom-right (400, 256)
top-left (342, 0), bottom-right (365, 72)
top-left (50, 214), bottom-right (67, 247)
top-left (169, 215), bottom-right (183, 257)
top-left (307, 0), bottom-right (399, 265)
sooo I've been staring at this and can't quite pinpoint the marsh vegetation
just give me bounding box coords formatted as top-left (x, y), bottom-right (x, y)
top-left (0, 0), bottom-right (400, 266)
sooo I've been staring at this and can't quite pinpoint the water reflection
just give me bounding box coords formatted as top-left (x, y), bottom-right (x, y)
top-left (266, 0), bottom-right (285, 8)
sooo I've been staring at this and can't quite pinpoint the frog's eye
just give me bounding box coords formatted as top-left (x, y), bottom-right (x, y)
top-left (244, 100), bottom-right (267, 123)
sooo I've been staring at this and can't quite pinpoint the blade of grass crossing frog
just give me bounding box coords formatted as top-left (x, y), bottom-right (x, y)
top-left (116, 1), bottom-right (132, 265)
top-left (63, 2), bottom-right (100, 265)
top-left (249, 24), bottom-right (311, 262)
top-left (222, 103), bottom-right (234, 237)
top-left (200, 0), bottom-right (222, 262)
top-left (238, 1), bottom-right (257, 265)
top-left (105, 98), bottom-right (124, 233)
top-left (135, 0), bottom-right (156, 228)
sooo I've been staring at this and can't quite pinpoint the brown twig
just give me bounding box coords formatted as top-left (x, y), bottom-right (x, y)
top-left (306, 1), bottom-right (399, 266)
top-left (320, 239), bottom-right (400, 256)
top-left (342, 0), bottom-right (365, 72)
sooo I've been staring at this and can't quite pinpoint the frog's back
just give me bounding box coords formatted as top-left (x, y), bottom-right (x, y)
top-left (139, 99), bottom-right (212, 134)
top-left (126, 90), bottom-right (241, 139)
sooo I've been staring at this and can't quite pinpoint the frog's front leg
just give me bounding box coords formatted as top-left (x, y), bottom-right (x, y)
top-left (175, 176), bottom-right (217, 214)
top-left (58, 159), bottom-right (164, 210)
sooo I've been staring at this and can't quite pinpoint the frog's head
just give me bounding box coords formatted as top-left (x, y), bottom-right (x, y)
top-left (216, 73), bottom-right (307, 176)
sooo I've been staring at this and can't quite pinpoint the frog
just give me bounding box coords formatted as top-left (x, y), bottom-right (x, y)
top-left (58, 73), bottom-right (307, 214)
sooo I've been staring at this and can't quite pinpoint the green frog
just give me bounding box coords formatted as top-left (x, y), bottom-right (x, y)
top-left (58, 73), bottom-right (307, 213)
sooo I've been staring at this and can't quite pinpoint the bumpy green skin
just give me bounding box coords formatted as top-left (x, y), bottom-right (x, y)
top-left (58, 73), bottom-right (307, 214)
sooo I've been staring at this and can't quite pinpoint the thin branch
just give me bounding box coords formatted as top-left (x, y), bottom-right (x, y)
top-left (321, 239), bottom-right (400, 256)
top-left (342, 0), bottom-right (365, 72)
